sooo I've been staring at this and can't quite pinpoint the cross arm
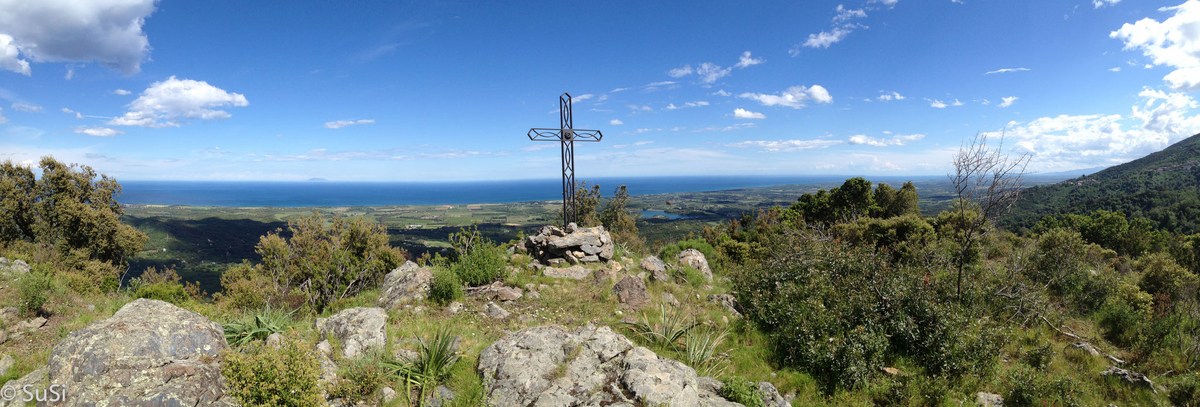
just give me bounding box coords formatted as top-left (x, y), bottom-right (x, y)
top-left (527, 128), bottom-right (603, 142)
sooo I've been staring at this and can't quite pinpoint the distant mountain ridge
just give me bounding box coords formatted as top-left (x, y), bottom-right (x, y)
top-left (1001, 133), bottom-right (1200, 234)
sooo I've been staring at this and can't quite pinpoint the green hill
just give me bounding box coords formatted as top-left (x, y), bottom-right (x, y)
top-left (1001, 133), bottom-right (1200, 233)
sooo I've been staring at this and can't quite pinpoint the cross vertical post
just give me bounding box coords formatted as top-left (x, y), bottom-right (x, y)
top-left (528, 93), bottom-right (603, 225)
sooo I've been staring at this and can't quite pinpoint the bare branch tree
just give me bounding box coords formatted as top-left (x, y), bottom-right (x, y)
top-left (949, 132), bottom-right (1031, 300)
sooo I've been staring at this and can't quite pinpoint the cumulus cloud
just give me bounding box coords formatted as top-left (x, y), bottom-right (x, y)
top-left (1094, 0), bottom-right (1120, 8)
top-left (999, 96), bottom-right (1019, 107)
top-left (833, 5), bottom-right (867, 22)
top-left (847, 133), bottom-right (924, 146)
top-left (801, 26), bottom-right (854, 50)
top-left (696, 63), bottom-right (731, 84)
top-left (739, 85), bottom-right (833, 108)
top-left (999, 89), bottom-right (1200, 171)
top-left (726, 139), bottom-right (844, 152)
top-left (108, 76), bottom-right (248, 128)
top-left (113, 89), bottom-right (132, 95)
top-left (870, 0), bottom-right (899, 6)
top-left (610, 119), bottom-right (623, 125)
top-left (878, 91), bottom-right (905, 101)
top-left (735, 51), bottom-right (764, 68)
top-left (668, 65), bottom-right (693, 78)
top-left (985, 67), bottom-right (1030, 74)
top-left (62, 107), bottom-right (82, 119)
top-left (1112, 2), bottom-right (1200, 91)
top-left (73, 126), bottom-right (123, 137)
top-left (627, 104), bottom-right (653, 112)
top-left (324, 119), bottom-right (375, 129)
top-left (929, 100), bottom-right (948, 108)
top-left (0, 0), bottom-right (158, 76)
top-left (10, 102), bottom-right (41, 113)
top-left (733, 108), bottom-right (766, 119)
top-left (664, 101), bottom-right (709, 110)
top-left (572, 94), bottom-right (594, 103)
top-left (1110, 67), bottom-right (1122, 72)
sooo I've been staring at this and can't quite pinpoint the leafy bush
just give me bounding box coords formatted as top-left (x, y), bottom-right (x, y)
top-left (1171, 373), bottom-right (1200, 407)
top-left (132, 267), bottom-right (189, 304)
top-left (1138, 252), bottom-right (1199, 303)
top-left (1098, 298), bottom-right (1145, 348)
top-left (223, 306), bottom-right (295, 347)
top-left (245, 213), bottom-right (405, 312)
top-left (1024, 343), bottom-right (1055, 370)
top-left (449, 228), bottom-right (506, 287)
top-left (0, 158), bottom-right (147, 266)
top-left (830, 214), bottom-right (935, 264)
top-left (16, 265), bottom-right (53, 316)
top-left (428, 267), bottom-right (463, 305)
top-left (720, 376), bottom-right (765, 407)
top-left (1004, 367), bottom-right (1082, 407)
top-left (220, 337), bottom-right (323, 407)
top-left (328, 352), bottom-right (391, 404)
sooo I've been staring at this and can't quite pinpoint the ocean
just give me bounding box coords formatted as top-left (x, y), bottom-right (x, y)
top-left (117, 176), bottom-right (881, 207)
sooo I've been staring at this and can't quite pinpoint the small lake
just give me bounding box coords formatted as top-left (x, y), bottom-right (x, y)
top-left (640, 210), bottom-right (688, 220)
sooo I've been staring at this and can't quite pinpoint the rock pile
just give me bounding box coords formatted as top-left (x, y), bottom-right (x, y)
top-left (521, 223), bottom-right (616, 265)
top-left (0, 257), bottom-right (29, 277)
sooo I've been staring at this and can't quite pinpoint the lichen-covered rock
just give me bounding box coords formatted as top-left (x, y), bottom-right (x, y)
top-left (976, 392), bottom-right (1003, 407)
top-left (678, 249), bottom-right (713, 283)
top-left (323, 307), bottom-right (387, 359)
top-left (640, 256), bottom-right (666, 274)
top-left (0, 366), bottom-right (48, 407)
top-left (45, 298), bottom-right (235, 406)
top-left (526, 224), bottom-right (616, 265)
top-left (470, 282), bottom-right (523, 301)
top-left (478, 324), bottom-right (738, 407)
top-left (544, 265), bottom-right (591, 280)
top-left (377, 261), bottom-right (434, 308)
top-left (484, 302), bottom-right (510, 319)
top-left (613, 276), bottom-right (650, 310)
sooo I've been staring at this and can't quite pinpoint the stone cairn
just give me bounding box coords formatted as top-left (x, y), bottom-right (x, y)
top-left (520, 223), bottom-right (615, 265)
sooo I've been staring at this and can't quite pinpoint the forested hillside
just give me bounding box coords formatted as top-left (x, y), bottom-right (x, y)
top-left (1002, 133), bottom-right (1200, 234)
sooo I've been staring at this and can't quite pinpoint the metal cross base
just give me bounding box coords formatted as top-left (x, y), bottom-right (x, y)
top-left (527, 93), bottom-right (603, 225)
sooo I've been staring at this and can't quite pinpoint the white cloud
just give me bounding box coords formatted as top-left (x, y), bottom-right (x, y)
top-left (572, 94), bottom-right (594, 102)
top-left (61, 107), bottom-right (82, 119)
top-left (739, 85), bottom-right (833, 108)
top-left (693, 123), bottom-right (757, 132)
top-left (1110, 67), bottom-right (1122, 72)
top-left (732, 108), bottom-right (766, 119)
top-left (10, 102), bottom-right (41, 113)
top-left (610, 119), bottom-right (623, 125)
top-left (521, 143), bottom-right (555, 152)
top-left (726, 139), bottom-right (843, 152)
top-left (833, 5), bottom-right (867, 22)
top-left (847, 133), bottom-right (924, 146)
top-left (696, 63), bottom-right (731, 84)
top-left (713, 89), bottom-right (732, 97)
top-left (869, 0), bottom-right (899, 6)
top-left (113, 89), bottom-right (132, 95)
top-left (928, 98), bottom-right (963, 108)
top-left (952, 99), bottom-right (964, 106)
top-left (1000, 89), bottom-right (1200, 171)
top-left (611, 87), bottom-right (630, 93)
top-left (627, 104), bottom-right (653, 112)
top-left (1112, 2), bottom-right (1200, 91)
top-left (985, 67), bottom-right (1030, 74)
top-left (108, 76), bottom-right (249, 128)
top-left (645, 81), bottom-right (676, 87)
top-left (801, 26), bottom-right (853, 50)
top-left (1094, 0), bottom-right (1120, 8)
top-left (597, 94), bottom-right (608, 102)
top-left (612, 140), bottom-right (655, 149)
top-left (0, 0), bottom-right (157, 76)
top-left (664, 101), bottom-right (709, 110)
top-left (0, 107), bottom-right (6, 124)
top-left (668, 65), bottom-right (693, 78)
top-left (73, 126), bottom-right (123, 137)
top-left (0, 34), bottom-right (29, 75)
top-left (999, 96), bottom-right (1019, 107)
top-left (877, 91), bottom-right (905, 101)
top-left (735, 51), bottom-right (765, 68)
top-left (324, 119), bottom-right (375, 129)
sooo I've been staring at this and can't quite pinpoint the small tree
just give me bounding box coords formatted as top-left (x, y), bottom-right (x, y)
top-left (949, 132), bottom-right (1030, 299)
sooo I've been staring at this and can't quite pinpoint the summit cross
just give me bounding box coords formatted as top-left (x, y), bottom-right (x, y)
top-left (527, 93), bottom-right (603, 226)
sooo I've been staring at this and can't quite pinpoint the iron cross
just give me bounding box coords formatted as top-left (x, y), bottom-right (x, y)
top-left (528, 93), bottom-right (603, 226)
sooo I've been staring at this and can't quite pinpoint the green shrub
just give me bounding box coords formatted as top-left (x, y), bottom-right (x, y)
top-left (388, 326), bottom-right (463, 401)
top-left (720, 376), bottom-right (765, 407)
top-left (1004, 367), bottom-right (1082, 407)
top-left (1171, 374), bottom-right (1200, 407)
top-left (678, 265), bottom-right (706, 288)
top-left (223, 306), bottom-right (294, 347)
top-left (220, 337), bottom-right (323, 407)
top-left (1139, 252), bottom-right (1199, 303)
top-left (328, 353), bottom-right (391, 404)
top-left (450, 239), bottom-right (506, 287)
top-left (215, 261), bottom-right (273, 311)
top-left (131, 266), bottom-right (189, 304)
top-left (1024, 343), bottom-right (1054, 370)
top-left (16, 265), bottom-right (52, 316)
top-left (429, 267), bottom-right (463, 305)
top-left (1098, 298), bottom-right (1145, 349)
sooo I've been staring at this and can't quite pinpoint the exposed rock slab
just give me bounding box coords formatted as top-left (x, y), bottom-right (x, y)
top-left (613, 276), bottom-right (650, 310)
top-left (46, 298), bottom-right (235, 406)
top-left (678, 249), bottom-right (713, 283)
top-left (323, 307), bottom-right (387, 359)
top-left (478, 324), bottom-right (738, 407)
top-left (544, 265), bottom-right (592, 280)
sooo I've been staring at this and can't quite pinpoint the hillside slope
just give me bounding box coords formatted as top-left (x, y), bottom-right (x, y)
top-left (1001, 132), bottom-right (1200, 233)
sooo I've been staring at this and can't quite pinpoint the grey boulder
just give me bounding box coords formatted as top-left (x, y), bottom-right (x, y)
top-left (377, 261), bottom-right (434, 308)
top-left (322, 307), bottom-right (387, 359)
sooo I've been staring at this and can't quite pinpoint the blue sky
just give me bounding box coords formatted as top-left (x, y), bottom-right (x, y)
top-left (2, 0), bottom-right (1200, 181)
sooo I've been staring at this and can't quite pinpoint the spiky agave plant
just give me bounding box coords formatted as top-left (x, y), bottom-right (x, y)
top-left (386, 326), bottom-right (462, 404)
top-left (623, 302), bottom-right (700, 350)
top-left (685, 324), bottom-right (730, 378)
top-left (222, 304), bottom-right (294, 347)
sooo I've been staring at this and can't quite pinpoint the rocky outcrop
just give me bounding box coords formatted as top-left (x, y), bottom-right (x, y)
top-left (678, 249), bottom-right (713, 283)
top-left (46, 298), bottom-right (236, 406)
top-left (640, 256), bottom-right (671, 282)
top-left (377, 261), bottom-right (433, 309)
top-left (470, 282), bottom-right (523, 302)
top-left (613, 276), bottom-right (650, 310)
top-left (976, 392), bottom-right (1003, 407)
top-left (478, 324), bottom-right (739, 407)
top-left (525, 223), bottom-right (616, 265)
top-left (322, 307), bottom-right (387, 359)
top-left (543, 265), bottom-right (592, 280)
top-left (0, 367), bottom-right (48, 407)
top-left (0, 258), bottom-right (29, 277)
